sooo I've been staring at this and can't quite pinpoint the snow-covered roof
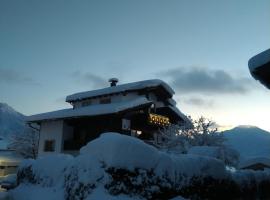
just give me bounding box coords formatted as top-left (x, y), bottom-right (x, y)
top-left (66, 79), bottom-right (175, 102)
top-left (168, 105), bottom-right (191, 124)
top-left (248, 49), bottom-right (270, 72)
top-left (27, 97), bottom-right (152, 122)
top-left (239, 157), bottom-right (270, 169)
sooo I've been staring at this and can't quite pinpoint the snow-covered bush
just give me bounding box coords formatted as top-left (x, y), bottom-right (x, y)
top-left (64, 155), bottom-right (104, 200)
top-left (10, 132), bottom-right (270, 200)
top-left (17, 154), bottom-right (73, 186)
top-left (188, 146), bottom-right (240, 167)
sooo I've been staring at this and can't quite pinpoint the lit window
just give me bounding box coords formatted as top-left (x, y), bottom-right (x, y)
top-left (148, 113), bottom-right (170, 126)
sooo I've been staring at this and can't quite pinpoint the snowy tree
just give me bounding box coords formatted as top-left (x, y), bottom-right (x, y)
top-left (8, 127), bottom-right (39, 159)
top-left (156, 123), bottom-right (192, 153)
top-left (157, 116), bottom-right (223, 151)
top-left (189, 116), bottom-right (224, 147)
top-left (156, 116), bottom-right (239, 166)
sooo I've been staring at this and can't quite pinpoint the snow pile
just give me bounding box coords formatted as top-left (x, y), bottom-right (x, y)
top-left (10, 132), bottom-right (229, 200)
top-left (17, 154), bottom-right (73, 186)
top-left (188, 146), bottom-right (221, 158)
top-left (80, 133), bottom-right (227, 180)
top-left (187, 146), bottom-right (240, 167)
top-left (10, 132), bottom-right (270, 199)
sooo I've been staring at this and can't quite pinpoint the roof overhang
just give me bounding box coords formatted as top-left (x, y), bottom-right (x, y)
top-left (27, 97), bottom-right (152, 123)
top-left (156, 106), bottom-right (191, 125)
top-left (248, 49), bottom-right (270, 89)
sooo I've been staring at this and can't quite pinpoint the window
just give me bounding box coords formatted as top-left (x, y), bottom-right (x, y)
top-left (100, 98), bottom-right (111, 104)
top-left (44, 140), bottom-right (55, 152)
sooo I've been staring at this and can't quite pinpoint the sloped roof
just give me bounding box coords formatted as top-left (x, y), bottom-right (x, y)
top-left (168, 105), bottom-right (191, 125)
top-left (239, 157), bottom-right (270, 169)
top-left (27, 97), bottom-right (152, 122)
top-left (66, 79), bottom-right (175, 102)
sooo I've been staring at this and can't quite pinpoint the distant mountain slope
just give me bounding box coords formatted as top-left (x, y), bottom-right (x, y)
top-left (223, 125), bottom-right (270, 161)
top-left (0, 103), bottom-right (26, 139)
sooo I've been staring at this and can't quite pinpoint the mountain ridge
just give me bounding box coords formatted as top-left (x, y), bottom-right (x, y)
top-left (223, 125), bottom-right (270, 161)
top-left (0, 102), bottom-right (26, 139)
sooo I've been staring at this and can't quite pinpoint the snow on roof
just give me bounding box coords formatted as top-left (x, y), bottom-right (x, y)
top-left (248, 49), bottom-right (270, 72)
top-left (27, 97), bottom-right (152, 122)
top-left (168, 105), bottom-right (191, 124)
top-left (239, 157), bottom-right (270, 169)
top-left (66, 79), bottom-right (175, 102)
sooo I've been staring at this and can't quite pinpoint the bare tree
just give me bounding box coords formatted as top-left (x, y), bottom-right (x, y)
top-left (8, 127), bottom-right (39, 159)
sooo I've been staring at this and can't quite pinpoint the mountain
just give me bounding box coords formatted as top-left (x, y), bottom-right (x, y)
top-left (0, 103), bottom-right (26, 139)
top-left (223, 125), bottom-right (270, 161)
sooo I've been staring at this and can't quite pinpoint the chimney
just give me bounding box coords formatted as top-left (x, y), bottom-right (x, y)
top-left (108, 78), bottom-right (119, 87)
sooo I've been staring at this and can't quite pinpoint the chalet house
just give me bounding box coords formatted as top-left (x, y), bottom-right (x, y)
top-left (27, 79), bottom-right (189, 156)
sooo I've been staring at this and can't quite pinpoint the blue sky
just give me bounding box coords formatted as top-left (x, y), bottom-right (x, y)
top-left (1, 0), bottom-right (270, 131)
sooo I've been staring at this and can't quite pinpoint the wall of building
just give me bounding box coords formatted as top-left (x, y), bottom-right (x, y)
top-left (38, 120), bottom-right (64, 156)
top-left (73, 92), bottom-right (141, 108)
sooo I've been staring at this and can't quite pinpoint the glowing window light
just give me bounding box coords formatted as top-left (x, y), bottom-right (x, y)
top-left (148, 114), bottom-right (170, 126)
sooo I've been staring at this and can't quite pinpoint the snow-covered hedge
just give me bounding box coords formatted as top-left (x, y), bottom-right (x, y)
top-left (11, 133), bottom-right (270, 200)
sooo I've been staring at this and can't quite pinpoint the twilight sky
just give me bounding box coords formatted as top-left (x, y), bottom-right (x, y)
top-left (1, 0), bottom-right (270, 131)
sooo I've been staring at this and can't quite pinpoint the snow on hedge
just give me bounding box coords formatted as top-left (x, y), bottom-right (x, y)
top-left (10, 132), bottom-right (228, 200)
top-left (80, 133), bottom-right (227, 179)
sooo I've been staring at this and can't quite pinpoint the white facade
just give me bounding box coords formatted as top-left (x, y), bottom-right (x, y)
top-left (38, 120), bottom-right (64, 156)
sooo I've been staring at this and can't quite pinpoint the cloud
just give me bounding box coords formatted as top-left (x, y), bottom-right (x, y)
top-left (163, 67), bottom-right (253, 95)
top-left (182, 97), bottom-right (214, 107)
top-left (0, 68), bottom-right (39, 86)
top-left (71, 71), bottom-right (108, 88)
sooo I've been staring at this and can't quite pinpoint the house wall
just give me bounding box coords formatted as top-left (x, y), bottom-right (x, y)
top-left (38, 120), bottom-right (64, 156)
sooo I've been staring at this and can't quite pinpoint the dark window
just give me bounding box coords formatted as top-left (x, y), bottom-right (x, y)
top-left (82, 99), bottom-right (92, 107)
top-left (44, 140), bottom-right (55, 152)
top-left (100, 98), bottom-right (111, 104)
